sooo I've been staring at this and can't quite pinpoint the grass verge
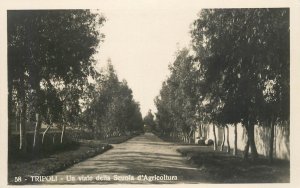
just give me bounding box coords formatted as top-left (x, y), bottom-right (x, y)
top-left (8, 135), bottom-right (138, 185)
top-left (96, 134), bottom-right (139, 144)
top-left (177, 146), bottom-right (289, 183)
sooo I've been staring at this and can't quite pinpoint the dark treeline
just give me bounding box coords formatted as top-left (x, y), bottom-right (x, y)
top-left (154, 8), bottom-right (289, 161)
top-left (8, 10), bottom-right (144, 155)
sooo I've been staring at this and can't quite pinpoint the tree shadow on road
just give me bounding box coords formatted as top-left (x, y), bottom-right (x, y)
top-left (56, 149), bottom-right (208, 183)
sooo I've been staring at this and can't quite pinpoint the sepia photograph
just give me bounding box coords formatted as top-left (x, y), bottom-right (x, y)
top-left (2, 0), bottom-right (298, 186)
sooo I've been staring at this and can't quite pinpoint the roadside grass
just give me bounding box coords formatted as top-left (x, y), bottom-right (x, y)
top-left (8, 135), bottom-right (137, 184)
top-left (156, 135), bottom-right (199, 146)
top-left (97, 135), bottom-right (138, 144)
top-left (177, 146), bottom-right (290, 183)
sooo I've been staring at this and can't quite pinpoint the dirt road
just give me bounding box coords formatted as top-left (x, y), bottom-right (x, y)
top-left (52, 133), bottom-right (207, 184)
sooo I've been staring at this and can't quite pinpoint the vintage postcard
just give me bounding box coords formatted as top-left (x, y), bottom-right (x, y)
top-left (1, 0), bottom-right (299, 187)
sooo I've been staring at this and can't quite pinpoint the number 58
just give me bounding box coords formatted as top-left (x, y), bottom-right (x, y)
top-left (14, 176), bottom-right (22, 182)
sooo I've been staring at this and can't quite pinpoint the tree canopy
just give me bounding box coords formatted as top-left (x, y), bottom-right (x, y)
top-left (155, 8), bottom-right (289, 159)
top-left (8, 10), bottom-right (144, 153)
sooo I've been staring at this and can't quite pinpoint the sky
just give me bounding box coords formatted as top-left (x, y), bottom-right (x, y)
top-left (93, 6), bottom-right (200, 116)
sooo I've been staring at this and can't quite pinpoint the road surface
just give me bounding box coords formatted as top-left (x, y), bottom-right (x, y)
top-left (53, 133), bottom-right (207, 184)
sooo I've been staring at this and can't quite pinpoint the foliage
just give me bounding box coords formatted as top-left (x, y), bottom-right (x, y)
top-left (143, 110), bottom-right (156, 132)
top-left (81, 63), bottom-right (144, 139)
top-left (8, 10), bottom-right (143, 154)
top-left (155, 8), bottom-right (289, 158)
top-left (191, 8), bottom-right (289, 126)
top-left (155, 48), bottom-right (198, 141)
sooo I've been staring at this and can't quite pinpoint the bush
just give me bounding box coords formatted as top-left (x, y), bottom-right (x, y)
top-left (205, 139), bottom-right (214, 146)
top-left (197, 137), bottom-right (206, 145)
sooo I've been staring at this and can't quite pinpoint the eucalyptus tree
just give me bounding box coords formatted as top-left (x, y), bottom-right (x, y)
top-left (83, 63), bottom-right (118, 138)
top-left (154, 82), bottom-right (174, 137)
top-left (154, 48), bottom-right (198, 142)
top-left (8, 10), bottom-right (105, 151)
top-left (82, 62), bottom-right (144, 138)
top-left (258, 9), bottom-right (289, 161)
top-left (191, 8), bottom-right (289, 159)
top-left (143, 110), bottom-right (156, 132)
top-left (129, 102), bottom-right (144, 133)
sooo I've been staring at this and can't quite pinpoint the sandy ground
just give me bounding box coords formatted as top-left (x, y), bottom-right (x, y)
top-left (51, 133), bottom-right (207, 184)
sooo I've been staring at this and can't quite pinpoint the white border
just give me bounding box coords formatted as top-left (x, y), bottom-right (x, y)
top-left (1, 0), bottom-right (299, 188)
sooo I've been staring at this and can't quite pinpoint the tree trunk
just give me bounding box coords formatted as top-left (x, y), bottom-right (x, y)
top-left (243, 139), bottom-right (250, 160)
top-left (213, 124), bottom-right (217, 151)
top-left (220, 127), bottom-right (225, 151)
top-left (199, 124), bottom-right (202, 138)
top-left (226, 125), bottom-right (230, 153)
top-left (269, 118), bottom-right (275, 162)
top-left (15, 109), bottom-right (20, 132)
top-left (42, 125), bottom-right (51, 144)
top-left (60, 124), bottom-right (66, 144)
top-left (18, 70), bottom-right (27, 153)
top-left (274, 124), bottom-right (277, 158)
top-left (246, 123), bottom-right (258, 159)
top-left (8, 69), bottom-right (14, 152)
top-left (19, 111), bottom-right (22, 149)
top-left (33, 113), bottom-right (42, 152)
top-left (233, 123), bottom-right (238, 156)
top-left (19, 102), bottom-right (27, 153)
top-left (189, 129), bottom-right (193, 143)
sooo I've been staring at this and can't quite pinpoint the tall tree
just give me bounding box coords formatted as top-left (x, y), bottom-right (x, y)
top-left (155, 48), bottom-right (199, 143)
top-left (191, 8), bottom-right (289, 159)
top-left (8, 10), bottom-right (105, 151)
top-left (82, 62), bottom-right (144, 139)
top-left (143, 110), bottom-right (156, 132)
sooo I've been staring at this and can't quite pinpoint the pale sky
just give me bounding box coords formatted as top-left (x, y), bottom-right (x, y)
top-left (94, 6), bottom-right (200, 116)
